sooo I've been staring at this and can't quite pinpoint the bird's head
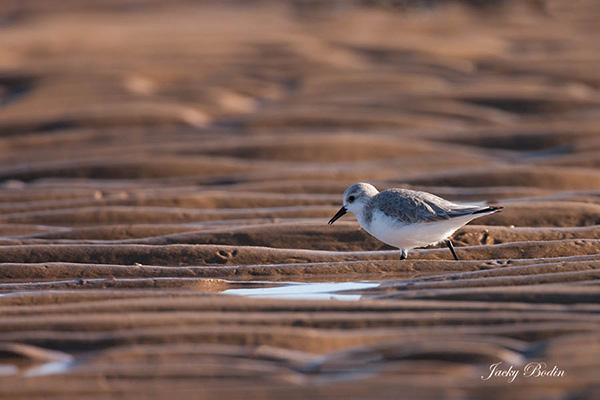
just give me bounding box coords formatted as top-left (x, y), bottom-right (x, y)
top-left (328, 182), bottom-right (379, 225)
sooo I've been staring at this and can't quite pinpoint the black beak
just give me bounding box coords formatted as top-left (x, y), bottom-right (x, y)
top-left (328, 206), bottom-right (347, 225)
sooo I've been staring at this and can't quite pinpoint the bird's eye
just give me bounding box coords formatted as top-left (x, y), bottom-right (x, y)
top-left (348, 195), bottom-right (355, 202)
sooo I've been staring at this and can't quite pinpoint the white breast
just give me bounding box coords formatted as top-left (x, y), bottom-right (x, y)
top-left (359, 209), bottom-right (478, 250)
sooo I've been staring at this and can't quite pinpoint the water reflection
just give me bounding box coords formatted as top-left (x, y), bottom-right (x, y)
top-left (222, 281), bottom-right (380, 301)
top-left (25, 360), bottom-right (75, 377)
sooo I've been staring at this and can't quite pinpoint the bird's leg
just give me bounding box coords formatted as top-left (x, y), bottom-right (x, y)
top-left (400, 249), bottom-right (408, 260)
top-left (445, 239), bottom-right (459, 261)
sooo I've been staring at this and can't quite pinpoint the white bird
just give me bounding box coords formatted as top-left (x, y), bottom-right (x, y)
top-left (328, 182), bottom-right (502, 260)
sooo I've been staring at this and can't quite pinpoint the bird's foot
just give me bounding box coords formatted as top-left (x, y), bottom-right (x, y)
top-left (445, 239), bottom-right (459, 261)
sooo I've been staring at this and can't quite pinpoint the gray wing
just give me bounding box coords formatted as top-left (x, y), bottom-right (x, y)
top-left (368, 189), bottom-right (485, 224)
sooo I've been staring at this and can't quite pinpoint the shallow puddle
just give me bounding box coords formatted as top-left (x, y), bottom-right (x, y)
top-left (25, 360), bottom-right (76, 377)
top-left (222, 281), bottom-right (381, 300)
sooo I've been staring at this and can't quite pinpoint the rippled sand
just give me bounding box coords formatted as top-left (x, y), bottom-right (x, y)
top-left (1, 1), bottom-right (600, 398)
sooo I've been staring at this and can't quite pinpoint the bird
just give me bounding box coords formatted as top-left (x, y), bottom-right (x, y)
top-left (328, 182), bottom-right (502, 260)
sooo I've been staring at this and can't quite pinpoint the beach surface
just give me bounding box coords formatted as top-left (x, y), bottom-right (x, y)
top-left (0, 1), bottom-right (599, 398)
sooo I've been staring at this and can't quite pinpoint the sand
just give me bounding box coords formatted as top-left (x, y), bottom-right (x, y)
top-left (0, 0), bottom-right (600, 398)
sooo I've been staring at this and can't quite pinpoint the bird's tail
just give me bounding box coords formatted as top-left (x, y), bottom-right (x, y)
top-left (472, 205), bottom-right (503, 215)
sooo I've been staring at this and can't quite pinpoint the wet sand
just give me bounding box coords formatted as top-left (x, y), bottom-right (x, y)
top-left (1, 0), bottom-right (600, 398)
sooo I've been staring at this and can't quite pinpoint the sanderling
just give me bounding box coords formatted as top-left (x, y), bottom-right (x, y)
top-left (328, 182), bottom-right (502, 260)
